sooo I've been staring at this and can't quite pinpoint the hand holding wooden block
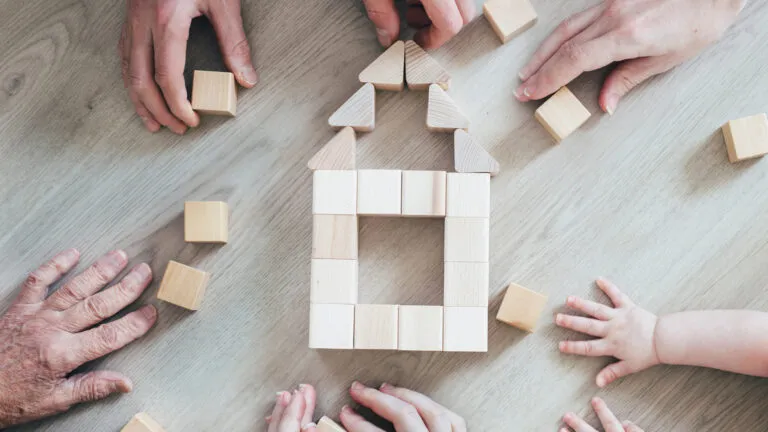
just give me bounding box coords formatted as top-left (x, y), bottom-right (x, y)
top-left (157, 261), bottom-right (210, 311)
top-left (354, 304), bottom-right (399, 349)
top-left (496, 283), bottom-right (548, 332)
top-left (483, 0), bottom-right (538, 43)
top-left (191, 70), bottom-right (236, 116)
top-left (535, 86), bottom-right (591, 142)
top-left (359, 41), bottom-right (405, 91)
top-left (722, 113), bottom-right (768, 162)
top-left (121, 413), bottom-right (166, 432)
top-left (184, 201), bottom-right (229, 243)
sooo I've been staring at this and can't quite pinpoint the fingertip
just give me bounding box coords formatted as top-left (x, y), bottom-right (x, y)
top-left (558, 341), bottom-right (566, 351)
top-left (140, 304), bottom-right (158, 323)
top-left (63, 248), bottom-right (81, 261)
top-left (596, 375), bottom-right (606, 388)
top-left (237, 68), bottom-right (259, 88)
top-left (591, 396), bottom-right (602, 406)
top-left (117, 376), bottom-right (133, 393)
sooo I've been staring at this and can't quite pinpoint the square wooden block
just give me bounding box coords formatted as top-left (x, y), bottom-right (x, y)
top-left (156, 261), bottom-right (210, 311)
top-left (354, 304), bottom-right (399, 350)
top-left (309, 304), bottom-right (354, 349)
top-left (191, 70), bottom-right (236, 116)
top-left (483, 0), bottom-right (538, 43)
top-left (444, 262), bottom-right (489, 307)
top-left (184, 201), bottom-right (229, 243)
top-left (446, 173), bottom-right (490, 218)
top-left (535, 87), bottom-right (591, 142)
top-left (122, 413), bottom-right (166, 432)
top-left (317, 416), bottom-right (346, 432)
top-left (313, 170), bottom-right (357, 215)
top-left (398, 305), bottom-right (443, 351)
top-left (310, 259), bottom-right (358, 304)
top-left (357, 170), bottom-right (402, 216)
top-left (496, 283), bottom-right (548, 332)
top-left (443, 307), bottom-right (488, 352)
top-left (722, 113), bottom-right (768, 162)
top-left (444, 218), bottom-right (489, 262)
top-left (402, 170), bottom-right (447, 217)
top-left (312, 215), bottom-right (358, 259)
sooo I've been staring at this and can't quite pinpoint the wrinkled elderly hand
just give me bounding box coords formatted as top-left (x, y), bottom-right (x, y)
top-left (561, 397), bottom-right (644, 432)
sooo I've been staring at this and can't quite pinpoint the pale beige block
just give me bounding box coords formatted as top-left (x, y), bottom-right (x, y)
top-left (122, 413), bottom-right (166, 432)
top-left (309, 304), bottom-right (354, 349)
top-left (722, 113), bottom-right (768, 162)
top-left (312, 170), bottom-right (357, 215)
top-left (157, 261), bottom-right (210, 311)
top-left (312, 215), bottom-right (358, 259)
top-left (483, 0), bottom-right (537, 44)
top-left (444, 218), bottom-right (489, 262)
top-left (191, 70), bottom-right (236, 116)
top-left (496, 283), bottom-right (548, 332)
top-left (359, 40), bottom-right (405, 91)
top-left (444, 262), bottom-right (489, 307)
top-left (443, 307), bottom-right (488, 352)
top-left (308, 127), bottom-right (356, 170)
top-left (398, 305), bottom-right (443, 351)
top-left (328, 83), bottom-right (375, 132)
top-left (427, 84), bottom-right (470, 133)
top-left (310, 259), bottom-right (358, 304)
top-left (446, 173), bottom-right (490, 218)
top-left (405, 41), bottom-right (451, 91)
top-left (317, 416), bottom-right (346, 432)
top-left (535, 86), bottom-right (591, 142)
top-left (454, 130), bottom-right (500, 176)
top-left (357, 170), bottom-right (402, 216)
top-left (184, 201), bottom-right (229, 243)
top-left (354, 304), bottom-right (398, 350)
top-left (401, 170), bottom-right (446, 217)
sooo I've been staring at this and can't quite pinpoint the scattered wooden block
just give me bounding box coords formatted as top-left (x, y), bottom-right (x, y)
top-left (184, 201), bottom-right (229, 244)
top-left (454, 130), bottom-right (500, 176)
top-left (446, 173), bottom-right (490, 218)
top-left (405, 41), bottom-right (451, 91)
top-left (444, 262), bottom-right (489, 307)
top-left (157, 261), bottom-right (210, 311)
top-left (722, 113), bottom-right (768, 162)
top-left (312, 215), bottom-right (358, 259)
top-left (317, 416), bottom-right (346, 432)
top-left (191, 70), bottom-right (236, 116)
top-left (310, 304), bottom-right (355, 349)
top-left (354, 304), bottom-right (398, 350)
top-left (535, 86), bottom-right (591, 143)
top-left (308, 127), bottom-right (356, 170)
top-left (398, 305), bottom-right (443, 351)
top-left (121, 413), bottom-right (166, 432)
top-left (328, 83), bottom-right (375, 132)
top-left (427, 84), bottom-right (470, 133)
top-left (357, 170), bottom-right (402, 216)
top-left (310, 259), bottom-right (358, 304)
top-left (496, 283), bottom-right (548, 332)
top-left (359, 40), bottom-right (405, 91)
top-left (444, 217), bottom-right (489, 262)
top-left (483, 0), bottom-right (537, 44)
top-left (401, 170), bottom-right (446, 217)
top-left (443, 307), bottom-right (488, 352)
top-left (313, 170), bottom-right (357, 215)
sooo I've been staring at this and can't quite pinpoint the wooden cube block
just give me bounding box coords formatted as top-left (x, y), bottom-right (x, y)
top-left (483, 0), bottom-right (537, 44)
top-left (401, 170), bottom-right (446, 217)
top-left (184, 201), bottom-right (229, 243)
top-left (357, 170), bottom-right (402, 216)
top-left (443, 307), bottom-right (488, 352)
top-left (359, 41), bottom-right (405, 91)
top-left (156, 261), bottom-right (210, 311)
top-left (309, 304), bottom-right (354, 349)
top-left (446, 173), bottom-right (490, 218)
top-left (444, 218), bottom-right (489, 262)
top-left (317, 416), bottom-right (346, 432)
top-left (722, 113), bottom-right (768, 162)
top-left (444, 262), bottom-right (489, 307)
top-left (122, 413), bottom-right (166, 432)
top-left (191, 71), bottom-right (236, 116)
top-left (354, 304), bottom-right (398, 350)
top-left (496, 283), bottom-right (548, 332)
top-left (313, 170), bottom-right (357, 215)
top-left (398, 305), bottom-right (443, 351)
top-left (535, 87), bottom-right (591, 142)
top-left (312, 215), bottom-right (358, 259)
top-left (310, 259), bottom-right (358, 304)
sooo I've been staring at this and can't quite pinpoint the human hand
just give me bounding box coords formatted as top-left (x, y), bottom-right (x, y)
top-left (119, 0), bottom-right (258, 134)
top-left (0, 249), bottom-right (157, 428)
top-left (561, 397), bottom-right (644, 432)
top-left (556, 279), bottom-right (660, 388)
top-left (516, 0), bottom-right (745, 114)
top-left (363, 0), bottom-right (475, 49)
top-left (266, 384), bottom-right (318, 432)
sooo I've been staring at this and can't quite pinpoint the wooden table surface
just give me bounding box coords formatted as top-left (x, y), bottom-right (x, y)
top-left (2, 0), bottom-right (768, 430)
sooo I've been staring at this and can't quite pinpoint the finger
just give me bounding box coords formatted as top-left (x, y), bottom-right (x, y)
top-left (379, 383), bottom-right (459, 431)
top-left (559, 339), bottom-right (611, 357)
top-left (53, 370), bottom-right (132, 410)
top-left (16, 248), bottom-right (80, 305)
top-left (299, 384), bottom-right (317, 428)
top-left (599, 55), bottom-right (677, 114)
top-left (362, 0), bottom-right (400, 47)
top-left (594, 278), bottom-right (632, 307)
top-left (416, 0), bottom-right (464, 49)
top-left (206, 4), bottom-right (259, 88)
top-left (563, 412), bottom-right (598, 432)
top-left (555, 314), bottom-right (608, 337)
top-left (623, 420), bottom-right (645, 432)
top-left (46, 250), bottom-right (128, 311)
top-left (406, 3), bottom-right (431, 29)
top-left (130, 94), bottom-right (162, 132)
top-left (592, 398), bottom-right (623, 432)
top-left (339, 405), bottom-right (386, 432)
top-left (455, 0), bottom-right (476, 24)
top-left (268, 392), bottom-right (291, 432)
top-left (277, 390), bottom-right (306, 432)
top-left (596, 361), bottom-right (634, 388)
top-left (565, 296), bottom-right (614, 320)
top-left (349, 382), bottom-right (428, 431)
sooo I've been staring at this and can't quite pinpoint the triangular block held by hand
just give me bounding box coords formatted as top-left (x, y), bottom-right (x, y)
top-left (405, 41), bottom-right (451, 91)
top-left (427, 84), bottom-right (469, 133)
top-left (308, 127), bottom-right (356, 170)
top-left (454, 130), bottom-right (500, 176)
top-left (359, 41), bottom-right (405, 91)
top-left (328, 83), bottom-right (375, 132)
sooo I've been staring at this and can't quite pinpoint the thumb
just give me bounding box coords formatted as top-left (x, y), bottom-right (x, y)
top-left (207, 5), bottom-right (259, 88)
top-left (362, 0), bottom-right (400, 47)
top-left (596, 361), bottom-right (633, 388)
top-left (600, 55), bottom-right (676, 115)
top-left (55, 371), bottom-right (132, 409)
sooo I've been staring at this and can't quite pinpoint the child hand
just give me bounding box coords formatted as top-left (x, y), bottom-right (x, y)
top-left (267, 385), bottom-right (317, 432)
top-left (556, 279), bottom-right (660, 387)
top-left (561, 397), bottom-right (644, 432)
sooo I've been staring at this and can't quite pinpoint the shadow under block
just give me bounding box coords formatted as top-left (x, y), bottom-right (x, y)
top-left (427, 84), bottom-right (470, 133)
top-left (496, 283), bottom-right (548, 332)
top-left (398, 305), bottom-right (443, 351)
top-left (157, 261), bottom-right (210, 311)
top-left (328, 83), bottom-right (375, 132)
top-left (312, 170), bottom-right (357, 215)
top-left (310, 259), bottom-right (358, 304)
top-left (357, 169), bottom-right (402, 216)
top-left (312, 215), bottom-right (358, 259)
top-left (444, 218), bottom-right (490, 262)
top-left (446, 173), bottom-right (490, 218)
top-left (359, 40), bottom-right (405, 91)
top-left (354, 304), bottom-right (399, 350)
top-left (121, 413), bottom-right (166, 432)
top-left (405, 40), bottom-right (451, 91)
top-left (483, 0), bottom-right (538, 43)
top-left (184, 201), bottom-right (229, 243)
top-left (444, 262), bottom-right (489, 307)
top-left (309, 304), bottom-right (355, 349)
top-left (308, 127), bottom-right (356, 170)
top-left (191, 70), bottom-right (236, 116)
top-left (535, 86), bottom-right (591, 142)
top-left (722, 113), bottom-right (768, 162)
top-left (401, 170), bottom-right (446, 217)
top-left (317, 416), bottom-right (346, 432)
top-left (454, 130), bottom-right (500, 176)
top-left (443, 307), bottom-right (488, 352)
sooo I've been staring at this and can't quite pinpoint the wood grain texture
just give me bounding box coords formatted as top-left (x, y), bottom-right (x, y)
top-left (354, 304), bottom-right (399, 350)
top-left (398, 305), bottom-right (444, 351)
top-left (454, 129), bottom-right (500, 176)
top-left (405, 40), bottom-right (451, 90)
top-left (427, 84), bottom-right (470, 132)
top-left (184, 201), bottom-right (229, 243)
top-left (483, 0), bottom-right (538, 44)
top-left (308, 127), bottom-right (357, 170)
top-left (358, 40), bottom-right (405, 91)
top-left (401, 170), bottom-right (447, 217)
top-left (328, 83), bottom-right (375, 131)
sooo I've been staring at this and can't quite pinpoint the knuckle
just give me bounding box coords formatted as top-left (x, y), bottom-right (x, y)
top-left (73, 376), bottom-right (109, 402)
top-left (558, 17), bottom-right (577, 36)
top-left (84, 296), bottom-right (112, 321)
top-left (422, 409), bottom-right (450, 427)
top-left (398, 404), bottom-right (420, 421)
top-left (57, 284), bottom-right (85, 304)
top-left (583, 343), bottom-right (593, 355)
top-left (24, 272), bottom-right (43, 290)
top-left (96, 324), bottom-right (121, 350)
top-left (153, 70), bottom-right (172, 89)
top-left (561, 41), bottom-right (586, 64)
top-left (226, 38), bottom-right (251, 61)
top-left (90, 261), bottom-right (115, 286)
top-left (617, 18), bottom-right (643, 41)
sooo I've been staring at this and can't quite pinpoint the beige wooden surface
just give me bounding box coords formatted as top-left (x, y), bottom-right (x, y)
top-left (1, 0), bottom-right (768, 431)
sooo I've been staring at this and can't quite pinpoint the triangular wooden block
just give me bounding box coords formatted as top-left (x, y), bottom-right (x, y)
top-left (405, 41), bottom-right (451, 91)
top-left (427, 84), bottom-right (469, 133)
top-left (454, 130), bottom-right (500, 176)
top-left (359, 41), bottom-right (405, 91)
top-left (328, 83), bottom-right (375, 132)
top-left (308, 127), bottom-right (356, 170)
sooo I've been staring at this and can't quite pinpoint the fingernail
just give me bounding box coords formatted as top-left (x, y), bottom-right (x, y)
top-left (518, 70), bottom-right (528, 81)
top-left (341, 405), bottom-right (352, 414)
top-left (298, 383), bottom-right (308, 392)
top-left (277, 391), bottom-right (290, 405)
top-left (514, 85), bottom-right (524, 99)
top-left (64, 248), bottom-right (80, 260)
top-left (265, 415), bottom-right (272, 423)
top-left (596, 376), bottom-right (606, 387)
top-left (558, 341), bottom-right (566, 351)
top-left (136, 263), bottom-right (152, 280)
top-left (563, 413), bottom-right (573, 421)
top-left (241, 68), bottom-right (259, 86)
top-left (302, 423), bottom-right (317, 430)
top-left (140, 305), bottom-right (157, 320)
top-left (172, 125), bottom-right (188, 135)
top-left (109, 250), bottom-right (128, 265)
top-left (555, 314), bottom-right (563, 324)
top-left (379, 382), bottom-right (389, 390)
top-left (523, 87), bottom-right (532, 97)
top-left (377, 29), bottom-right (392, 47)
top-left (604, 95), bottom-right (617, 115)
top-left (351, 381), bottom-right (364, 391)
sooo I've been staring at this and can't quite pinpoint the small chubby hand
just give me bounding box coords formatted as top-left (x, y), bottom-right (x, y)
top-left (561, 397), bottom-right (644, 432)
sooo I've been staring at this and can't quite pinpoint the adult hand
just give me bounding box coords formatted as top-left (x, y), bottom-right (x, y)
top-left (556, 279), bottom-right (660, 388)
top-left (119, 0), bottom-right (258, 134)
top-left (363, 0), bottom-right (475, 49)
top-left (266, 384), bottom-right (317, 432)
top-left (561, 397), bottom-right (644, 432)
top-left (516, 0), bottom-right (745, 114)
top-left (0, 249), bottom-right (157, 428)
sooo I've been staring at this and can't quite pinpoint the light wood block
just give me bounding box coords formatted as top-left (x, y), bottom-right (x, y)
top-left (444, 262), bottom-right (489, 307)
top-left (317, 416), bottom-right (346, 432)
top-left (157, 261), bottom-right (210, 311)
top-left (308, 127), bottom-right (356, 170)
top-left (309, 304), bottom-right (355, 349)
top-left (535, 86), bottom-right (591, 142)
top-left (454, 130), bottom-right (500, 176)
top-left (722, 113), bottom-right (768, 162)
top-left (184, 201), bottom-right (229, 243)
top-left (444, 217), bottom-right (489, 262)
top-left (483, 0), bottom-right (537, 43)
top-left (191, 70), bottom-right (236, 116)
top-left (496, 283), bottom-right (548, 332)
top-left (354, 304), bottom-right (399, 350)
top-left (398, 305), bottom-right (443, 351)
top-left (401, 170), bottom-right (446, 217)
top-left (359, 41), bottom-right (405, 91)
top-left (121, 413), bottom-right (166, 432)
top-left (328, 83), bottom-right (375, 132)
top-left (443, 307), bottom-right (488, 352)
top-left (312, 170), bottom-right (357, 215)
top-left (357, 169), bottom-right (402, 216)
top-left (427, 84), bottom-right (469, 133)
top-left (312, 215), bottom-right (358, 259)
top-left (405, 41), bottom-right (451, 91)
top-left (310, 259), bottom-right (358, 304)
top-left (446, 173), bottom-right (490, 218)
